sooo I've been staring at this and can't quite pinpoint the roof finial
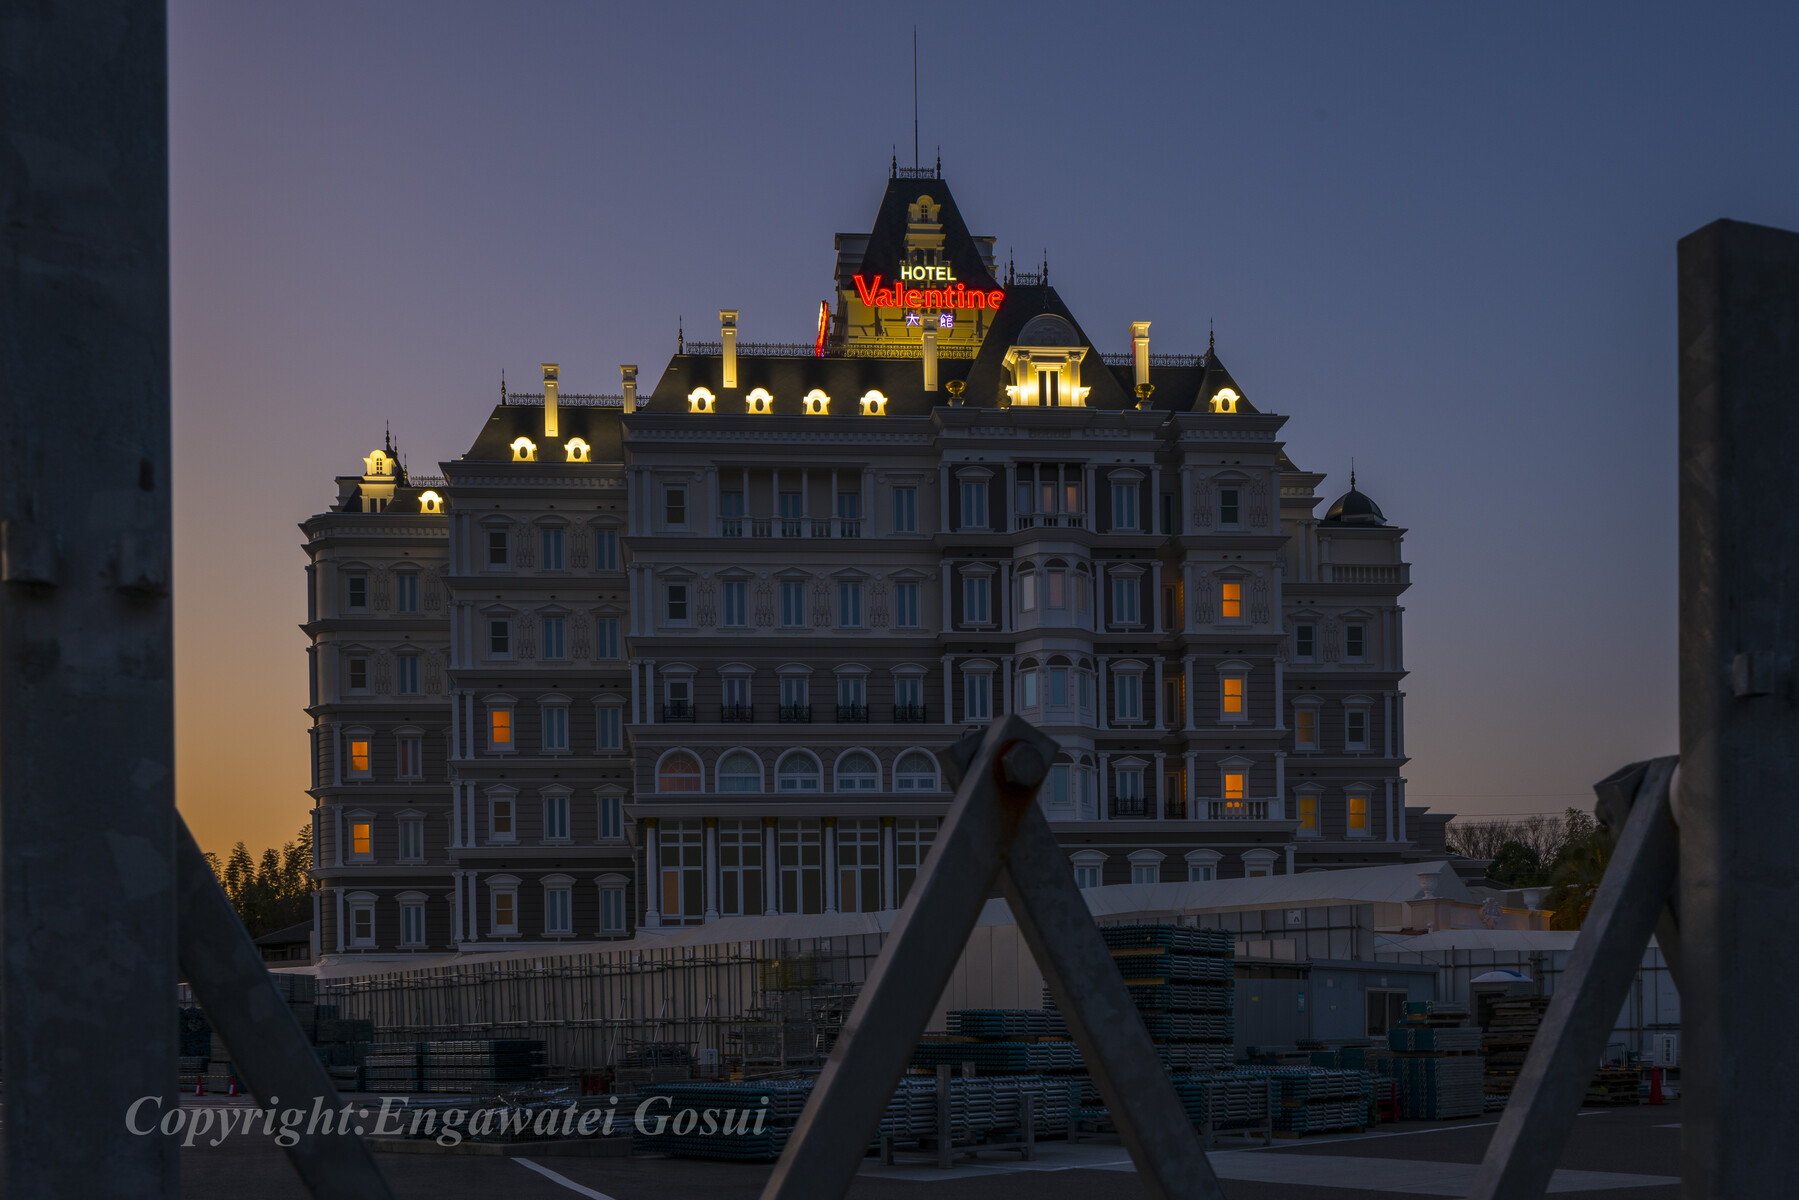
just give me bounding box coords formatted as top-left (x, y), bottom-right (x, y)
top-left (1351, 457), bottom-right (1357, 491)
top-left (501, 367), bottom-right (507, 403)
top-left (1208, 321), bottom-right (1215, 359)
top-left (678, 315), bottom-right (684, 354)
top-left (385, 420), bottom-right (393, 453)
top-left (891, 147), bottom-right (897, 177)
top-left (935, 147), bottom-right (941, 176)
top-left (1042, 249), bottom-right (1048, 284)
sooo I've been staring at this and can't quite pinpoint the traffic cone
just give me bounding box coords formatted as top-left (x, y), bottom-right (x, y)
top-left (228, 1077), bottom-right (238, 1098)
top-left (195, 1076), bottom-right (204, 1097)
top-left (1649, 1067), bottom-right (1664, 1105)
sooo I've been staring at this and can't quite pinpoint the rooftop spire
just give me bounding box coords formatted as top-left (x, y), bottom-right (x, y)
top-left (678, 315), bottom-right (684, 354)
top-left (1208, 322), bottom-right (1215, 359)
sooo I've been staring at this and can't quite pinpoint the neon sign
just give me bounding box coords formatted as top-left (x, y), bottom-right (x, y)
top-left (853, 274), bottom-right (1003, 311)
top-left (814, 301), bottom-right (829, 357)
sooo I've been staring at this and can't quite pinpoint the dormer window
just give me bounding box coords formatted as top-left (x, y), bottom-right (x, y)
top-left (803, 389), bottom-right (831, 415)
top-left (564, 438), bottom-right (590, 462)
top-left (746, 388), bottom-right (774, 414)
top-left (510, 437), bottom-right (536, 462)
top-left (687, 387), bottom-right (716, 414)
top-left (859, 390), bottom-right (888, 416)
top-left (418, 490), bottom-right (443, 514)
top-left (1210, 388), bottom-right (1240, 414)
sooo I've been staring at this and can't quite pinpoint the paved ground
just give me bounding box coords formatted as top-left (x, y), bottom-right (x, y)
top-left (164, 1101), bottom-right (1683, 1199)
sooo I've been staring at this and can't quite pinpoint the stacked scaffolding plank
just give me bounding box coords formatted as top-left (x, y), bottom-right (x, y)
top-left (1379, 1001), bottom-right (1484, 1119)
top-left (1481, 995), bottom-right (1552, 1107)
top-left (1044, 924), bottom-right (1237, 1075)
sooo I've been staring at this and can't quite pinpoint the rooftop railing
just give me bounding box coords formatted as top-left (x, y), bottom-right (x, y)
top-left (501, 392), bottom-right (624, 407)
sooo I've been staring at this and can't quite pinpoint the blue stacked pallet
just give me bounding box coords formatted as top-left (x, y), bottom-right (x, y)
top-left (632, 1079), bottom-right (812, 1161)
top-left (363, 1043), bottom-right (424, 1092)
top-left (1379, 1056), bottom-right (1484, 1119)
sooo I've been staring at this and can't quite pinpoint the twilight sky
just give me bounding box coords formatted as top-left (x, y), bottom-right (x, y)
top-left (169, 1), bottom-right (1799, 855)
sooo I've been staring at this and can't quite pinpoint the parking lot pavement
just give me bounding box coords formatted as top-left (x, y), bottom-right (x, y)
top-left (165, 1100), bottom-right (1683, 1199)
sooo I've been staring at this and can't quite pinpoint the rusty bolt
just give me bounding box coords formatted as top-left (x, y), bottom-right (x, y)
top-left (999, 741), bottom-right (1048, 790)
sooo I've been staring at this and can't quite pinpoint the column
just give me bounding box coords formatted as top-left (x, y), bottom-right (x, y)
top-left (1152, 659), bottom-right (1165, 728)
top-left (334, 806), bottom-right (344, 868)
top-left (763, 819), bottom-right (779, 915)
top-left (861, 468), bottom-right (872, 536)
top-left (941, 564), bottom-right (954, 632)
top-left (703, 818), bottom-right (720, 921)
top-left (1285, 844), bottom-right (1296, 874)
top-left (1001, 654), bottom-right (1014, 715)
top-left (646, 660), bottom-right (656, 724)
top-left (1004, 461), bottom-right (1016, 531)
top-left (880, 818), bottom-right (897, 910)
top-left (1396, 692), bottom-right (1406, 758)
top-left (1384, 778), bottom-right (1396, 842)
top-left (450, 783), bottom-right (462, 848)
top-left (1096, 658), bottom-right (1109, 730)
top-left (465, 871), bottom-right (478, 941)
top-left (1397, 779), bottom-right (1408, 842)
top-left (1097, 754), bottom-right (1109, 821)
top-left (999, 562), bottom-right (1011, 632)
top-left (643, 820), bottom-right (661, 928)
top-left (942, 656), bottom-right (955, 725)
top-left (451, 872), bottom-right (464, 943)
top-left (802, 468), bottom-right (812, 536)
top-left (1150, 562), bottom-right (1163, 633)
top-left (1180, 465), bottom-right (1193, 531)
top-left (1384, 692), bottom-right (1394, 759)
top-left (1184, 751), bottom-right (1197, 820)
top-left (707, 466), bottom-right (720, 535)
top-left (1183, 656), bottom-right (1196, 730)
top-left (822, 817), bottom-right (838, 914)
top-left (1274, 657), bottom-right (1286, 730)
top-left (939, 469), bottom-right (951, 533)
top-left (1274, 751), bottom-right (1287, 820)
top-left (331, 721), bottom-right (342, 786)
top-left (1153, 752), bottom-right (1166, 819)
top-left (631, 663), bottom-right (641, 725)
top-left (829, 468), bottom-right (839, 535)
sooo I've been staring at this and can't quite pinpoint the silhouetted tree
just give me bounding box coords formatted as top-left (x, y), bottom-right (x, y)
top-left (206, 824), bottom-right (315, 938)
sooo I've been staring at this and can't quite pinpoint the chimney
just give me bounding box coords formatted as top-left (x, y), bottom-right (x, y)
top-left (620, 364), bottom-right (638, 413)
top-left (922, 328), bottom-right (938, 391)
top-left (542, 362), bottom-right (560, 439)
top-left (1131, 321), bottom-right (1151, 391)
top-left (720, 309), bottom-right (738, 390)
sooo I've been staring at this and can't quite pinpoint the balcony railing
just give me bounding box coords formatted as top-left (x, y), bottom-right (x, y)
top-left (835, 704), bottom-right (869, 723)
top-left (661, 702), bottom-right (696, 723)
top-left (720, 518), bottom-right (744, 537)
top-left (892, 704), bottom-right (928, 723)
top-left (778, 704), bottom-right (812, 723)
top-left (1110, 797), bottom-right (1151, 820)
top-left (1322, 563), bottom-right (1408, 585)
top-left (1163, 799), bottom-right (1187, 820)
top-left (1206, 799), bottom-right (1271, 820)
top-left (1011, 513), bottom-right (1088, 531)
top-left (720, 704), bottom-right (754, 723)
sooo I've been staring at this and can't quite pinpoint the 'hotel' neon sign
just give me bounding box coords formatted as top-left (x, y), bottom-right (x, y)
top-left (853, 273), bottom-right (1003, 311)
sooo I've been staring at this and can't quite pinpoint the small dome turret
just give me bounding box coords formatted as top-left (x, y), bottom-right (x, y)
top-left (1323, 470), bottom-right (1386, 526)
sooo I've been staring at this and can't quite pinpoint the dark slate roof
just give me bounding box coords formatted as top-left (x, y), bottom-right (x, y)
top-left (962, 283), bottom-right (1134, 410)
top-left (1322, 485), bottom-right (1387, 525)
top-left (849, 175), bottom-right (1002, 292)
top-left (460, 403), bottom-right (625, 462)
top-left (1102, 347), bottom-right (1261, 415)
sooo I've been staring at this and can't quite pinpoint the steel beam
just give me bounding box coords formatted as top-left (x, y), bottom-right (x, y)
top-left (1, 2), bottom-right (177, 1195)
top-left (175, 819), bottom-right (397, 1199)
top-left (1677, 218), bottom-right (1799, 1199)
top-left (1468, 757), bottom-right (1678, 1200)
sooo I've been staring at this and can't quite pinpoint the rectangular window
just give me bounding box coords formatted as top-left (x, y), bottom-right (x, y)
top-left (1223, 772), bottom-right (1247, 807)
top-left (1075, 865), bottom-right (1102, 890)
top-left (1296, 709), bottom-right (1318, 750)
top-left (959, 480), bottom-right (988, 529)
top-left (399, 817), bottom-right (424, 861)
top-left (401, 902), bottom-right (425, 946)
top-left (1295, 623), bottom-right (1316, 660)
top-left (837, 819), bottom-right (882, 914)
top-left (1188, 863), bottom-right (1215, 883)
top-left (491, 891), bottom-right (516, 933)
top-left (347, 575), bottom-right (368, 610)
top-left (486, 530), bottom-right (510, 568)
top-left (1019, 668), bottom-right (1038, 708)
top-left (1020, 572), bottom-right (1037, 612)
top-left (488, 619), bottom-right (511, 657)
top-left (397, 735), bottom-right (422, 778)
top-left (722, 580), bottom-right (747, 626)
top-left (892, 486), bottom-right (917, 533)
top-left (541, 616), bottom-right (566, 659)
top-left (963, 575), bottom-right (991, 625)
top-left (780, 676), bottom-right (809, 710)
top-left (350, 906), bottom-right (374, 945)
top-left (720, 490), bottom-right (745, 534)
top-left (895, 676), bottom-right (922, 717)
top-left (780, 581), bottom-right (806, 627)
top-left (895, 581), bottom-right (920, 628)
top-left (1077, 668), bottom-right (1093, 711)
top-left (348, 738), bottom-right (371, 774)
top-left (666, 582), bottom-right (688, 623)
top-left (1047, 764), bottom-right (1071, 808)
top-left (1346, 623), bottom-right (1367, 661)
top-left (598, 707), bottom-right (622, 750)
top-left (490, 797), bottom-right (514, 841)
top-left (837, 580), bottom-right (863, 627)
top-left (595, 528), bottom-right (619, 570)
top-left (719, 820), bottom-right (764, 917)
top-left (1132, 863), bottom-right (1159, 885)
top-left (1076, 570), bottom-right (1091, 614)
top-left (894, 818), bottom-right (937, 904)
top-left (350, 821), bottom-right (372, 857)
top-left (600, 887), bottom-right (626, 932)
top-left (1348, 793), bottom-right (1370, 835)
top-left (1111, 576), bottom-right (1140, 625)
top-left (1037, 368), bottom-right (1059, 406)
top-left (776, 820), bottom-right (824, 915)
top-left (541, 528), bottom-right (565, 570)
top-left (347, 657), bottom-right (369, 693)
top-left (1111, 482), bottom-right (1138, 531)
top-left (1347, 709), bottom-right (1369, 750)
top-left (1049, 667), bottom-right (1069, 706)
top-left (596, 616), bottom-right (620, 659)
top-left (779, 491), bottom-right (802, 536)
top-left (1048, 568), bottom-right (1066, 609)
top-left (1222, 676), bottom-right (1246, 718)
top-left (544, 794), bottom-right (570, 840)
top-left (1221, 581), bottom-right (1242, 621)
top-left (837, 675), bottom-right (866, 709)
top-left (1298, 793), bottom-right (1318, 834)
top-left (599, 793), bottom-right (623, 840)
top-left (396, 573), bottom-right (419, 612)
top-left (544, 888), bottom-right (571, 934)
top-left (489, 709), bottom-right (512, 749)
top-left (663, 678), bottom-right (691, 720)
top-left (722, 676), bottom-right (751, 714)
top-left (664, 487), bottom-right (687, 528)
top-left (1219, 487), bottom-right (1241, 527)
top-left (1116, 674), bottom-right (1143, 722)
top-left (397, 655), bottom-right (419, 694)
top-left (964, 672), bottom-right (992, 721)
top-left (542, 706), bottom-right (568, 752)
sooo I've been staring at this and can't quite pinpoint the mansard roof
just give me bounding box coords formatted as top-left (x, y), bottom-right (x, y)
top-left (460, 402), bottom-right (624, 462)
top-left (850, 172), bottom-right (1002, 293)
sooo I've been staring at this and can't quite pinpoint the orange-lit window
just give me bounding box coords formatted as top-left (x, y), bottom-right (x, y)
top-left (348, 739), bottom-right (370, 773)
top-left (1348, 794), bottom-right (1370, 834)
top-left (492, 891), bottom-right (515, 930)
top-left (1224, 772), bottom-right (1246, 811)
top-left (350, 822), bottom-right (372, 857)
top-left (662, 871), bottom-right (682, 917)
top-left (1222, 677), bottom-right (1245, 715)
top-left (489, 709), bottom-right (512, 748)
top-left (1298, 794), bottom-right (1318, 832)
top-left (1220, 582), bottom-right (1242, 620)
top-left (658, 752), bottom-right (703, 793)
top-left (1295, 710), bottom-right (1317, 749)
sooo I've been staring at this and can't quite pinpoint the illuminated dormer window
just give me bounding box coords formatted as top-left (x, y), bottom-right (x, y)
top-left (363, 449), bottom-right (394, 477)
top-left (1210, 388), bottom-right (1241, 414)
top-left (688, 387), bottom-right (716, 414)
top-left (859, 390), bottom-right (888, 416)
top-left (803, 389), bottom-right (831, 415)
top-left (745, 388), bottom-right (774, 414)
top-left (510, 437), bottom-right (536, 462)
top-left (418, 490), bottom-right (443, 514)
top-left (564, 437), bottom-right (591, 463)
top-left (1002, 316), bottom-right (1089, 408)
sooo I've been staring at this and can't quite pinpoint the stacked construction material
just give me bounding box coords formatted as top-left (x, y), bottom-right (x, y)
top-left (1481, 995), bottom-right (1551, 1106)
top-left (363, 1044), bottom-right (425, 1092)
top-left (1045, 924), bottom-right (1237, 1075)
top-left (1248, 1067), bottom-right (1373, 1136)
top-left (1585, 1068), bottom-right (1642, 1106)
top-left (1167, 1071), bottom-right (1275, 1139)
top-left (631, 1079), bottom-right (807, 1160)
top-left (911, 1040), bottom-right (1084, 1072)
top-left (1379, 1000), bottom-right (1485, 1120)
top-left (946, 1009), bottom-right (1067, 1039)
top-left (417, 1039), bottom-right (547, 1092)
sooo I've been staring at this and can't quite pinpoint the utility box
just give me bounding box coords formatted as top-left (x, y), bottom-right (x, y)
top-left (1651, 1032), bottom-right (1681, 1068)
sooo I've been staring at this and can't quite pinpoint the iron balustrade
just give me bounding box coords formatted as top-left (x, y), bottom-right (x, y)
top-left (1109, 797), bottom-right (1152, 819)
top-left (779, 704), bottom-right (812, 723)
top-left (892, 704), bottom-right (928, 723)
top-left (720, 705), bottom-right (755, 723)
top-left (835, 704), bottom-right (869, 723)
top-left (1096, 352), bottom-right (1207, 368)
top-left (1163, 799), bottom-right (1188, 820)
top-left (661, 702), bottom-right (696, 723)
top-left (500, 391), bottom-right (625, 407)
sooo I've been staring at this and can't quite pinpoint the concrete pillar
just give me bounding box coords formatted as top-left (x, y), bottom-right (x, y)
top-left (703, 818), bottom-right (719, 922)
top-left (822, 817), bottom-right (838, 914)
top-left (881, 817), bottom-right (897, 910)
top-left (643, 820), bottom-right (662, 927)
top-left (763, 819), bottom-right (779, 916)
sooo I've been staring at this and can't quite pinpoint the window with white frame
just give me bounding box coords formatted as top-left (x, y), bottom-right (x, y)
top-left (718, 821), bottom-right (763, 917)
top-left (1294, 622), bottom-right (1317, 661)
top-left (1220, 768), bottom-right (1249, 813)
top-left (894, 675), bottom-right (923, 718)
top-left (1218, 486), bottom-right (1241, 529)
top-left (958, 476), bottom-right (989, 529)
top-left (1219, 669), bottom-right (1249, 723)
top-left (835, 751), bottom-right (879, 791)
top-left (594, 527), bottom-right (619, 570)
top-left (595, 616), bottom-right (620, 659)
top-left (346, 572), bottom-right (369, 611)
top-left (397, 654), bottom-right (420, 695)
top-left (837, 580), bottom-right (863, 627)
top-left (486, 699), bottom-right (514, 751)
top-left (541, 615), bottom-right (566, 659)
top-left (895, 581), bottom-right (920, 627)
top-left (1129, 850), bottom-right (1165, 885)
top-left (665, 581), bottom-right (689, 624)
top-left (542, 792), bottom-right (570, 841)
top-left (485, 528), bottom-right (510, 569)
top-left (777, 751), bottom-right (821, 792)
top-left (1110, 573), bottom-right (1141, 626)
top-left (1019, 568), bottom-right (1037, 612)
top-left (597, 705), bottom-right (622, 751)
top-left (723, 579), bottom-right (748, 627)
top-left (1242, 849), bottom-right (1277, 878)
top-left (399, 894), bottom-right (427, 946)
top-left (1115, 766), bottom-right (1146, 812)
top-left (1115, 670), bottom-right (1145, 723)
top-left (1019, 663), bottom-right (1039, 708)
top-left (962, 572), bottom-right (992, 625)
top-left (780, 580), bottom-right (806, 627)
top-left (543, 877), bottom-right (573, 935)
top-left (963, 668), bottom-right (993, 721)
top-left (1347, 789), bottom-right (1372, 837)
top-left (599, 879), bottom-right (627, 932)
top-left (541, 703), bottom-right (569, 752)
top-left (488, 618), bottom-right (512, 659)
top-left (1294, 701), bottom-right (1321, 751)
top-left (346, 812), bottom-right (374, 861)
top-left (663, 674), bottom-right (692, 719)
top-left (1110, 480), bottom-right (1139, 532)
top-left (1295, 789), bottom-right (1322, 836)
top-left (892, 485), bottom-right (918, 533)
top-left (773, 819), bottom-right (824, 915)
top-left (488, 876), bottom-right (520, 935)
top-left (348, 895), bottom-right (376, 946)
top-left (837, 818), bottom-right (882, 913)
top-left (398, 815), bottom-right (424, 861)
top-left (1345, 703), bottom-right (1371, 751)
top-left (895, 750), bottom-right (937, 791)
top-left (1046, 762), bottom-right (1073, 810)
top-left (1071, 850), bottom-right (1107, 890)
top-left (1075, 566), bottom-right (1092, 616)
top-left (664, 486), bottom-right (687, 529)
top-left (397, 732), bottom-right (422, 778)
top-left (657, 751), bottom-right (702, 792)
top-left (346, 654), bottom-right (370, 694)
top-left (894, 817), bottom-right (938, 903)
top-left (1219, 579), bottom-right (1244, 622)
top-left (1185, 850), bottom-right (1220, 883)
top-left (660, 821), bottom-right (704, 924)
top-left (396, 572), bottom-right (419, 612)
top-left (836, 674), bottom-right (867, 719)
top-left (598, 792), bottom-right (624, 840)
top-left (541, 527), bottom-right (565, 570)
top-left (717, 750), bottom-right (762, 792)
top-left (1047, 563), bottom-right (1067, 609)
top-left (1345, 622), bottom-right (1367, 662)
top-left (488, 792), bottom-right (516, 842)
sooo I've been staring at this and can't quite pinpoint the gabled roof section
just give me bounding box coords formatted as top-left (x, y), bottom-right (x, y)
top-left (962, 283), bottom-right (1134, 410)
top-left (848, 174), bottom-right (1001, 292)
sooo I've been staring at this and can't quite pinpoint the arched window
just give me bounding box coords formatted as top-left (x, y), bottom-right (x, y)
top-left (657, 751), bottom-right (702, 793)
top-left (836, 751), bottom-right (879, 791)
top-left (895, 751), bottom-right (938, 791)
top-left (776, 751), bottom-right (821, 792)
top-left (717, 751), bottom-right (762, 793)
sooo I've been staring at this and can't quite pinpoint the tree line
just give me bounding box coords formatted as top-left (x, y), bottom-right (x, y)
top-left (203, 823), bottom-right (314, 939)
top-left (1444, 808), bottom-right (1610, 930)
